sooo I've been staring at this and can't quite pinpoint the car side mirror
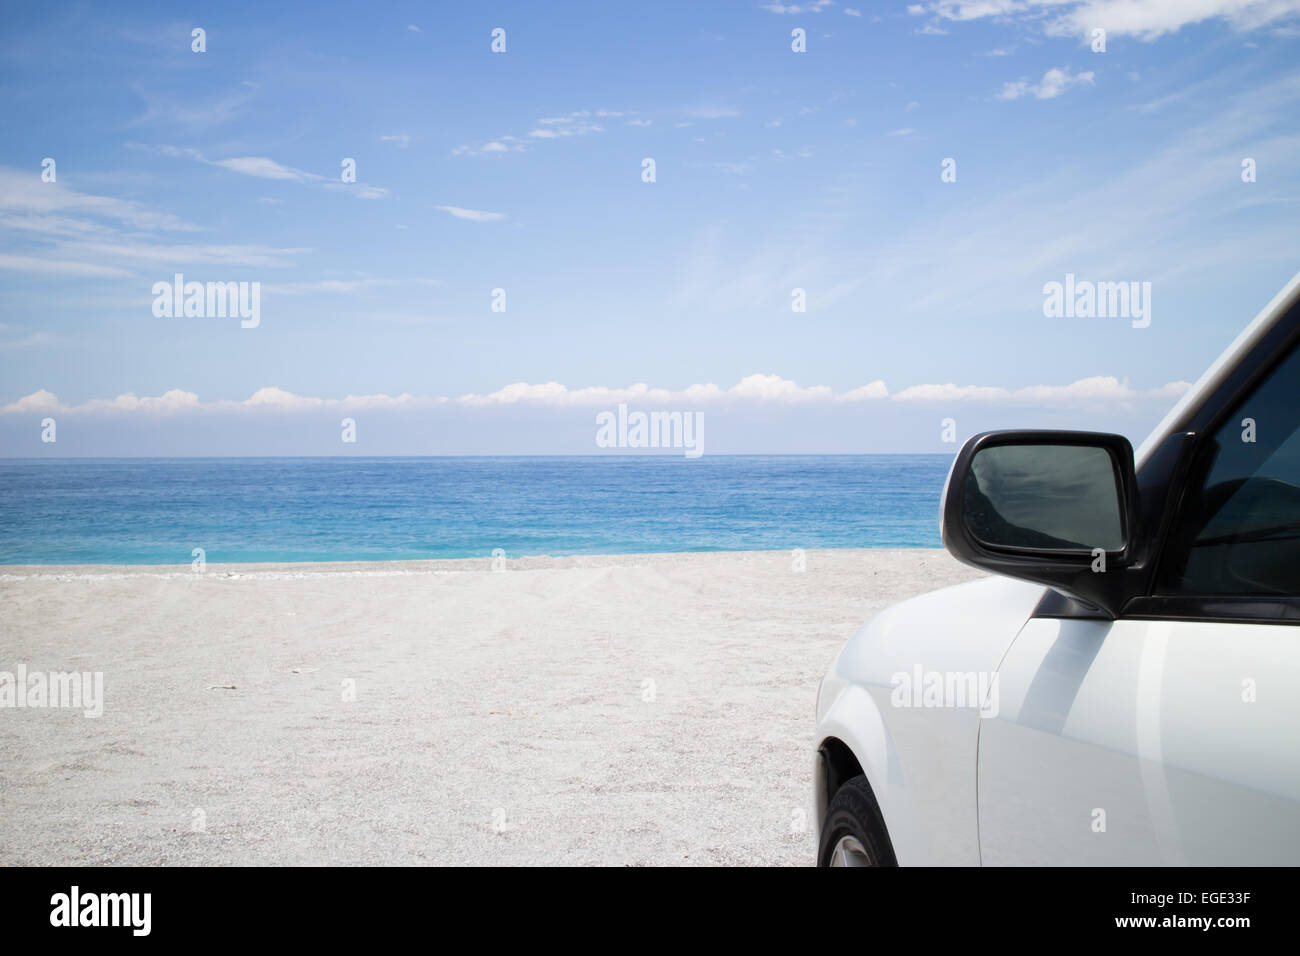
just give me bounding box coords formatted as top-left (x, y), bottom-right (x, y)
top-left (941, 430), bottom-right (1139, 618)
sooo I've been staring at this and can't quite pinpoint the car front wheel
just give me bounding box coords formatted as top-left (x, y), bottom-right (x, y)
top-left (817, 775), bottom-right (896, 867)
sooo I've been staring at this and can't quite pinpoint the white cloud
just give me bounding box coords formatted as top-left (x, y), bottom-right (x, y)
top-left (2, 376), bottom-right (1191, 416)
top-left (1, 388), bottom-right (435, 416)
top-left (531, 111), bottom-right (604, 137)
top-left (728, 374), bottom-right (834, 401)
top-left (132, 145), bottom-right (320, 183)
top-left (840, 381), bottom-right (889, 401)
top-left (453, 136), bottom-right (526, 157)
top-left (210, 156), bottom-right (320, 182)
top-left (913, 0), bottom-right (1300, 40)
top-left (845, 7), bottom-right (863, 16)
top-left (762, 1), bottom-right (835, 12)
top-left (998, 66), bottom-right (1096, 100)
top-left (455, 109), bottom-right (618, 155)
top-left (96, 389), bottom-right (202, 412)
top-left (381, 134), bottom-right (411, 149)
top-left (892, 376), bottom-right (1191, 403)
top-left (912, 0), bottom-right (1017, 20)
top-left (4, 389), bottom-right (60, 412)
top-left (139, 144), bottom-right (387, 197)
top-left (1049, 0), bottom-right (1300, 40)
top-left (689, 161), bottom-right (754, 175)
top-left (435, 205), bottom-right (506, 222)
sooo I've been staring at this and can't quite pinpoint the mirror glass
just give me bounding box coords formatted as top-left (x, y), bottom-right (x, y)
top-left (962, 444), bottom-right (1124, 552)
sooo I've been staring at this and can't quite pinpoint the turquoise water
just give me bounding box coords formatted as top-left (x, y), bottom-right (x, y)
top-left (0, 455), bottom-right (951, 564)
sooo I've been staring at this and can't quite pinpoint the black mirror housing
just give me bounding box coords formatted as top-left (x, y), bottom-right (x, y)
top-left (941, 430), bottom-right (1140, 618)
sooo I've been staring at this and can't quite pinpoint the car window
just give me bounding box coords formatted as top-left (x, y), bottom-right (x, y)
top-left (1159, 342), bottom-right (1300, 596)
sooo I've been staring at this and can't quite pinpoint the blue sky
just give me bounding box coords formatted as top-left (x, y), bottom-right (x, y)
top-left (1, 0), bottom-right (1299, 455)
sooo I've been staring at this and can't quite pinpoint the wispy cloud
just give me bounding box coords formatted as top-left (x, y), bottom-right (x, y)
top-left (134, 144), bottom-right (387, 197)
top-left (762, 1), bottom-right (835, 13)
top-left (682, 105), bottom-right (741, 119)
top-left (0, 253), bottom-right (132, 278)
top-left (0, 327), bottom-right (61, 351)
top-left (261, 277), bottom-right (442, 295)
top-left (128, 87), bottom-right (250, 130)
top-left (455, 109), bottom-right (626, 155)
top-left (211, 156), bottom-right (321, 182)
top-left (57, 240), bottom-right (312, 269)
top-left (453, 136), bottom-right (526, 157)
top-left (436, 205), bottom-right (506, 222)
top-left (0, 165), bottom-right (310, 278)
top-left (0, 167), bottom-right (197, 234)
top-left (688, 161), bottom-right (755, 175)
top-left (529, 110), bottom-right (605, 138)
top-left (909, 0), bottom-right (1300, 41)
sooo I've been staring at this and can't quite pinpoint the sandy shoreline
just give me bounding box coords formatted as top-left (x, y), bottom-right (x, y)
top-left (0, 549), bottom-right (982, 866)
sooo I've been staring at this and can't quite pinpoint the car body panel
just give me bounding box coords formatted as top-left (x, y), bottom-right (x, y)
top-left (979, 616), bottom-right (1300, 865)
top-left (815, 574), bottom-right (1044, 865)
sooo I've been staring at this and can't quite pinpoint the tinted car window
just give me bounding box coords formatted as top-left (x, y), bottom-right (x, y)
top-left (1160, 343), bottom-right (1300, 596)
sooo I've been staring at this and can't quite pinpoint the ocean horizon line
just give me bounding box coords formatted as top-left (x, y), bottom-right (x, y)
top-left (1, 452), bottom-right (956, 462)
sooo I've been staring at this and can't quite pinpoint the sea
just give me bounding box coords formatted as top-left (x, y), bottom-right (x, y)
top-left (0, 455), bottom-right (952, 564)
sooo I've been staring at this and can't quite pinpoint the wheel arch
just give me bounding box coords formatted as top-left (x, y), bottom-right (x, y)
top-left (814, 680), bottom-right (898, 847)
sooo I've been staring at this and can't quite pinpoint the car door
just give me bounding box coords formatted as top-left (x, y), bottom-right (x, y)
top-left (977, 339), bottom-right (1300, 865)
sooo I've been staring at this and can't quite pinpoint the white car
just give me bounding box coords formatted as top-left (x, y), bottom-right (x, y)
top-left (814, 271), bottom-right (1300, 866)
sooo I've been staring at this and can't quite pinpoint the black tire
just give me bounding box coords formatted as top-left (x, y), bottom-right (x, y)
top-left (817, 774), bottom-right (897, 867)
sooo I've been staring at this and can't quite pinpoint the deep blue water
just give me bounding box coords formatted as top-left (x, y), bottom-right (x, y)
top-left (0, 456), bottom-right (951, 564)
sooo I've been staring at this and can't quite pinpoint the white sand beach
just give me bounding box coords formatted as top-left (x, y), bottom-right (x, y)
top-left (0, 549), bottom-right (981, 866)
